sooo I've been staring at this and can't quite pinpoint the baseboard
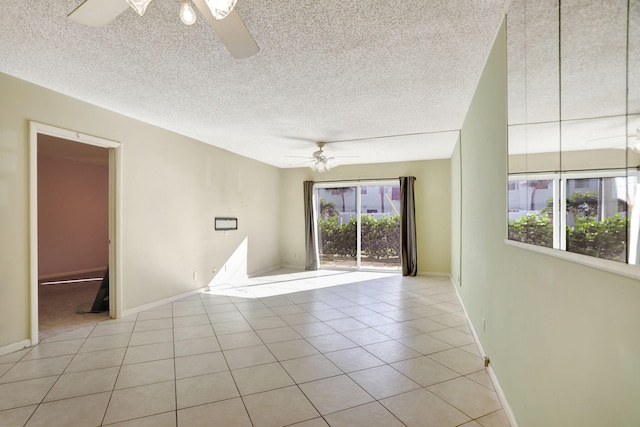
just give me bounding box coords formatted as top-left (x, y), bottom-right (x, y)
top-left (450, 278), bottom-right (519, 427)
top-left (0, 339), bottom-right (31, 357)
top-left (120, 286), bottom-right (209, 318)
top-left (38, 266), bottom-right (107, 281)
top-left (486, 363), bottom-right (519, 426)
top-left (418, 271), bottom-right (451, 278)
top-left (250, 265), bottom-right (289, 277)
top-left (279, 263), bottom-right (305, 271)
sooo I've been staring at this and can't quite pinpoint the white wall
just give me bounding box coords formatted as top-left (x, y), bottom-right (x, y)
top-left (455, 22), bottom-right (640, 427)
top-left (279, 160), bottom-right (451, 274)
top-left (0, 72), bottom-right (282, 348)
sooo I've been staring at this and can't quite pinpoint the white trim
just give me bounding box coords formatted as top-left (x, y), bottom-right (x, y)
top-left (29, 121), bottom-right (122, 345)
top-left (110, 142), bottom-right (124, 319)
top-left (505, 239), bottom-right (640, 281)
top-left (356, 187), bottom-right (362, 269)
top-left (417, 271), bottom-right (451, 277)
top-left (486, 364), bottom-right (519, 427)
top-left (560, 169), bottom-right (628, 179)
top-left (451, 279), bottom-right (520, 427)
top-left (280, 263), bottom-right (306, 271)
top-left (120, 287), bottom-right (209, 318)
top-left (313, 179), bottom-right (398, 189)
top-left (559, 178), bottom-right (567, 250)
top-left (31, 123), bottom-right (120, 149)
top-left (29, 124), bottom-right (38, 345)
top-left (38, 266), bottom-right (107, 281)
top-left (507, 172), bottom-right (559, 181)
top-left (249, 265), bottom-right (287, 277)
top-left (311, 186), bottom-right (321, 269)
top-left (553, 177), bottom-right (561, 248)
top-left (0, 340), bottom-right (31, 357)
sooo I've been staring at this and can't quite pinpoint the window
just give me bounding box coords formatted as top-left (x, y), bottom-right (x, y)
top-left (508, 177), bottom-right (557, 248)
top-left (508, 171), bottom-right (638, 265)
top-left (314, 181), bottom-right (401, 271)
top-left (505, 0), bottom-right (640, 272)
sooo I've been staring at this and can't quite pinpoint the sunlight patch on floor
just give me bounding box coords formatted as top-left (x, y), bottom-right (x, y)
top-left (204, 269), bottom-right (399, 299)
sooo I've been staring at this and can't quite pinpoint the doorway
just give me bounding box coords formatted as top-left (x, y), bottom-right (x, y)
top-left (314, 181), bottom-right (401, 271)
top-left (29, 122), bottom-right (121, 345)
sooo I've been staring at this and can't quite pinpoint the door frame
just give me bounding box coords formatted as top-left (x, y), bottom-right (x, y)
top-left (29, 122), bottom-right (122, 345)
top-left (313, 179), bottom-right (401, 272)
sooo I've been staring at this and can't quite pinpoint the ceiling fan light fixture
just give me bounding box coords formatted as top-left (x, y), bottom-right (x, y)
top-left (180, 0), bottom-right (197, 25)
top-left (126, 0), bottom-right (153, 16)
top-left (204, 0), bottom-right (237, 20)
top-left (311, 159), bottom-right (334, 174)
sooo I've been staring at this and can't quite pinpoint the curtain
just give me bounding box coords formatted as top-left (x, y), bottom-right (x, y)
top-left (303, 181), bottom-right (318, 270)
top-left (400, 176), bottom-right (418, 276)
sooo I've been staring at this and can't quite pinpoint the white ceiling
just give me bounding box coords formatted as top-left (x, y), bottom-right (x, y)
top-left (0, 0), bottom-right (509, 168)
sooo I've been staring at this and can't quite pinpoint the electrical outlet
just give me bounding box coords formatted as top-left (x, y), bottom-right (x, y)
top-left (482, 317), bottom-right (486, 333)
top-left (193, 271), bottom-right (198, 280)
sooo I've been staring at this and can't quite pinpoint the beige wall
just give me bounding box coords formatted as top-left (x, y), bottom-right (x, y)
top-left (0, 72), bottom-right (281, 348)
top-left (279, 160), bottom-right (451, 274)
top-left (456, 22), bottom-right (640, 427)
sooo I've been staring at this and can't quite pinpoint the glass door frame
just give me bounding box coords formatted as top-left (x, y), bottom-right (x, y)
top-left (313, 179), bottom-right (401, 272)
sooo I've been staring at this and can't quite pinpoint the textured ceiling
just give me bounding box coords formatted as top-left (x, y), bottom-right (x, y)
top-left (0, 0), bottom-right (509, 168)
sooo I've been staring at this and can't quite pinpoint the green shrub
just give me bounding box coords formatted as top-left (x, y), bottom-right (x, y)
top-left (566, 214), bottom-right (627, 262)
top-left (318, 215), bottom-right (400, 259)
top-left (361, 215), bottom-right (400, 259)
top-left (509, 213), bottom-right (628, 262)
top-left (508, 214), bottom-right (554, 248)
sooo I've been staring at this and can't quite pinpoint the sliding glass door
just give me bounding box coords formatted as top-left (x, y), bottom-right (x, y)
top-left (314, 181), bottom-right (401, 271)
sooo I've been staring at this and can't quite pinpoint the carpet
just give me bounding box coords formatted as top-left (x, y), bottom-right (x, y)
top-left (38, 278), bottom-right (109, 340)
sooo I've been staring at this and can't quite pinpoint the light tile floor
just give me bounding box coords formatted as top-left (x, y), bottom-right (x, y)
top-left (0, 270), bottom-right (512, 427)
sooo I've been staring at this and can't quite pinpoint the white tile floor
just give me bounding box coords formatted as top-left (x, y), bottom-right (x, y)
top-left (0, 270), bottom-right (512, 427)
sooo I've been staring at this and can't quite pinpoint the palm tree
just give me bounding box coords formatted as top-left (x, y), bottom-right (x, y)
top-left (320, 198), bottom-right (339, 219)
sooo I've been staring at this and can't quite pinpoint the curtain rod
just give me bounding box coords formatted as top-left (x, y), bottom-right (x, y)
top-left (312, 177), bottom-right (416, 184)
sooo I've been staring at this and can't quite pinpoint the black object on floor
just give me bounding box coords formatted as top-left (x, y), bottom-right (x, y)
top-left (90, 266), bottom-right (109, 312)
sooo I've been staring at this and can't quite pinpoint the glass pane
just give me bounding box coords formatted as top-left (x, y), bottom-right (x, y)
top-left (316, 187), bottom-right (357, 268)
top-left (523, 0), bottom-right (560, 124)
top-left (508, 125), bottom-right (527, 174)
top-left (507, 0), bottom-right (560, 124)
top-left (560, 0), bottom-right (627, 120)
top-left (628, 115), bottom-right (640, 169)
top-left (561, 117), bottom-right (627, 171)
top-left (627, 174), bottom-right (640, 264)
top-left (565, 177), bottom-right (628, 262)
top-left (360, 185), bottom-right (401, 271)
top-left (628, 0), bottom-right (640, 115)
top-left (508, 179), bottom-right (555, 248)
top-left (506, 0), bottom-right (526, 126)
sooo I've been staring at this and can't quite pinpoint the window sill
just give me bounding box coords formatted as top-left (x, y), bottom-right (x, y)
top-left (504, 239), bottom-right (640, 281)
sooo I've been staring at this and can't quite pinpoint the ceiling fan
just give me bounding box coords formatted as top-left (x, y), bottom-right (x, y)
top-left (309, 142), bottom-right (335, 173)
top-left (67, 0), bottom-right (259, 59)
top-left (586, 128), bottom-right (640, 152)
top-left (288, 141), bottom-right (359, 173)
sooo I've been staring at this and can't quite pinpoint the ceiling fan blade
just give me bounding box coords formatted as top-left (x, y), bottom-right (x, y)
top-left (191, 1), bottom-right (259, 59)
top-left (290, 160), bottom-right (314, 167)
top-left (68, 0), bottom-right (129, 27)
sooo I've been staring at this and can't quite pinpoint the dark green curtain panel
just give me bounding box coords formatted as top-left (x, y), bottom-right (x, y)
top-left (400, 176), bottom-right (418, 276)
top-left (303, 181), bottom-right (318, 270)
